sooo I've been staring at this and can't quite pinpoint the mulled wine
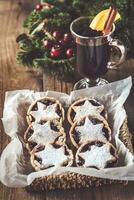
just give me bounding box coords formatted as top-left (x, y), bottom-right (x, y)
top-left (73, 20), bottom-right (110, 79)
top-left (70, 16), bottom-right (126, 89)
top-left (77, 27), bottom-right (110, 78)
top-left (77, 42), bottom-right (110, 78)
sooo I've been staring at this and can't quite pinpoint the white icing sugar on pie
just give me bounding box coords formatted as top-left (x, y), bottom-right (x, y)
top-left (75, 117), bottom-right (108, 144)
top-left (73, 100), bottom-right (104, 121)
top-left (35, 144), bottom-right (70, 168)
top-left (79, 143), bottom-right (115, 169)
top-left (30, 102), bottom-right (60, 122)
top-left (28, 122), bottom-right (61, 145)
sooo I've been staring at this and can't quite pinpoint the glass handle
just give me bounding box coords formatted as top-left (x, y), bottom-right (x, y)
top-left (108, 39), bottom-right (127, 69)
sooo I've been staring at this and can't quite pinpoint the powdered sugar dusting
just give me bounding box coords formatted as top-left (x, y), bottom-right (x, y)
top-left (30, 102), bottom-right (60, 122)
top-left (73, 100), bottom-right (103, 121)
top-left (35, 144), bottom-right (70, 168)
top-left (28, 122), bottom-right (61, 145)
top-left (75, 117), bottom-right (108, 143)
top-left (79, 143), bottom-right (115, 169)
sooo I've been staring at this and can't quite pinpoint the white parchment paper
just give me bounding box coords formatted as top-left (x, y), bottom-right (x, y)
top-left (0, 76), bottom-right (134, 188)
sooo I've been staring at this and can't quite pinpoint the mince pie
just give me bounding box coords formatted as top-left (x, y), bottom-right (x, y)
top-left (27, 97), bottom-right (64, 125)
top-left (68, 98), bottom-right (107, 125)
top-left (76, 141), bottom-right (118, 169)
top-left (31, 144), bottom-right (74, 171)
top-left (24, 121), bottom-right (66, 153)
top-left (69, 116), bottom-right (111, 148)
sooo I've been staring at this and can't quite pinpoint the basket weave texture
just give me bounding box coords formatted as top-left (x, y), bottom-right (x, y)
top-left (27, 119), bottom-right (133, 191)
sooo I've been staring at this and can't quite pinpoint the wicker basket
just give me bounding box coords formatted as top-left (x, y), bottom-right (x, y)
top-left (26, 119), bottom-right (133, 191)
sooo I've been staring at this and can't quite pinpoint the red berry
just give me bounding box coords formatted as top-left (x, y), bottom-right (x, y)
top-left (35, 4), bottom-right (43, 11)
top-left (64, 33), bottom-right (72, 42)
top-left (52, 31), bottom-right (61, 40)
top-left (43, 40), bottom-right (51, 48)
top-left (51, 45), bottom-right (61, 57)
top-left (66, 48), bottom-right (73, 58)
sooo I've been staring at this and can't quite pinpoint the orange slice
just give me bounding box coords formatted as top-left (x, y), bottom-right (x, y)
top-left (89, 8), bottom-right (121, 31)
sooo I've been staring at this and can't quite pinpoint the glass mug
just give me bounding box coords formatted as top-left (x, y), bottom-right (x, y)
top-left (70, 17), bottom-right (126, 90)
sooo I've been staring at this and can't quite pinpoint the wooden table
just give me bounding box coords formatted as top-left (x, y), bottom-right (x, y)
top-left (0, 0), bottom-right (134, 199)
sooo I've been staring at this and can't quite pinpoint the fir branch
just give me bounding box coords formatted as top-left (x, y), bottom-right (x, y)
top-left (31, 31), bottom-right (46, 48)
top-left (23, 7), bottom-right (60, 30)
top-left (17, 38), bottom-right (34, 51)
top-left (23, 11), bottom-right (41, 30)
top-left (33, 56), bottom-right (75, 77)
top-left (45, 12), bottom-right (71, 31)
top-left (17, 49), bottom-right (44, 67)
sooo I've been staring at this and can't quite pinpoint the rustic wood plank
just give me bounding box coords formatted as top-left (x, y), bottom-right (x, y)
top-left (43, 73), bottom-right (73, 94)
top-left (0, 0), bottom-right (43, 199)
top-left (44, 183), bottom-right (134, 200)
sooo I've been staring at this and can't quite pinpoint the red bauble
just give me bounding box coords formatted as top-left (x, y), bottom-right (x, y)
top-left (52, 31), bottom-right (61, 40)
top-left (66, 48), bottom-right (73, 58)
top-left (51, 45), bottom-right (62, 58)
top-left (64, 33), bottom-right (72, 42)
top-left (43, 40), bottom-right (51, 48)
top-left (35, 4), bottom-right (43, 11)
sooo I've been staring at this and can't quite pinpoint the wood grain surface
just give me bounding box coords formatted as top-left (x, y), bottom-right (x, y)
top-left (0, 0), bottom-right (134, 199)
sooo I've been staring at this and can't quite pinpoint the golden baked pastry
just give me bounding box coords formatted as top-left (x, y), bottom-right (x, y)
top-left (27, 97), bottom-right (64, 125)
top-left (76, 141), bottom-right (118, 169)
top-left (68, 98), bottom-right (107, 125)
top-left (24, 120), bottom-right (66, 153)
top-left (69, 116), bottom-right (111, 148)
top-left (31, 144), bottom-right (74, 171)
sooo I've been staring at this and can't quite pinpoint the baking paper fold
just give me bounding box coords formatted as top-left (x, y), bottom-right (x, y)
top-left (0, 76), bottom-right (134, 188)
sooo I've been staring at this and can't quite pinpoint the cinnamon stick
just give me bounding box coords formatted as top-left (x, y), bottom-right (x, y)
top-left (104, 6), bottom-right (113, 30)
top-left (103, 7), bottom-right (117, 36)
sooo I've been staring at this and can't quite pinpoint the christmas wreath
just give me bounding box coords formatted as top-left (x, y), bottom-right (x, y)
top-left (17, 0), bottom-right (134, 81)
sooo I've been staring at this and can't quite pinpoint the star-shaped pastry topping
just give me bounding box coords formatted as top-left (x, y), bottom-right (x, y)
top-left (73, 100), bottom-right (103, 121)
top-left (35, 144), bottom-right (69, 168)
top-left (28, 122), bottom-right (60, 145)
top-left (30, 102), bottom-right (60, 122)
top-left (79, 144), bottom-right (115, 169)
top-left (75, 117), bottom-right (107, 144)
